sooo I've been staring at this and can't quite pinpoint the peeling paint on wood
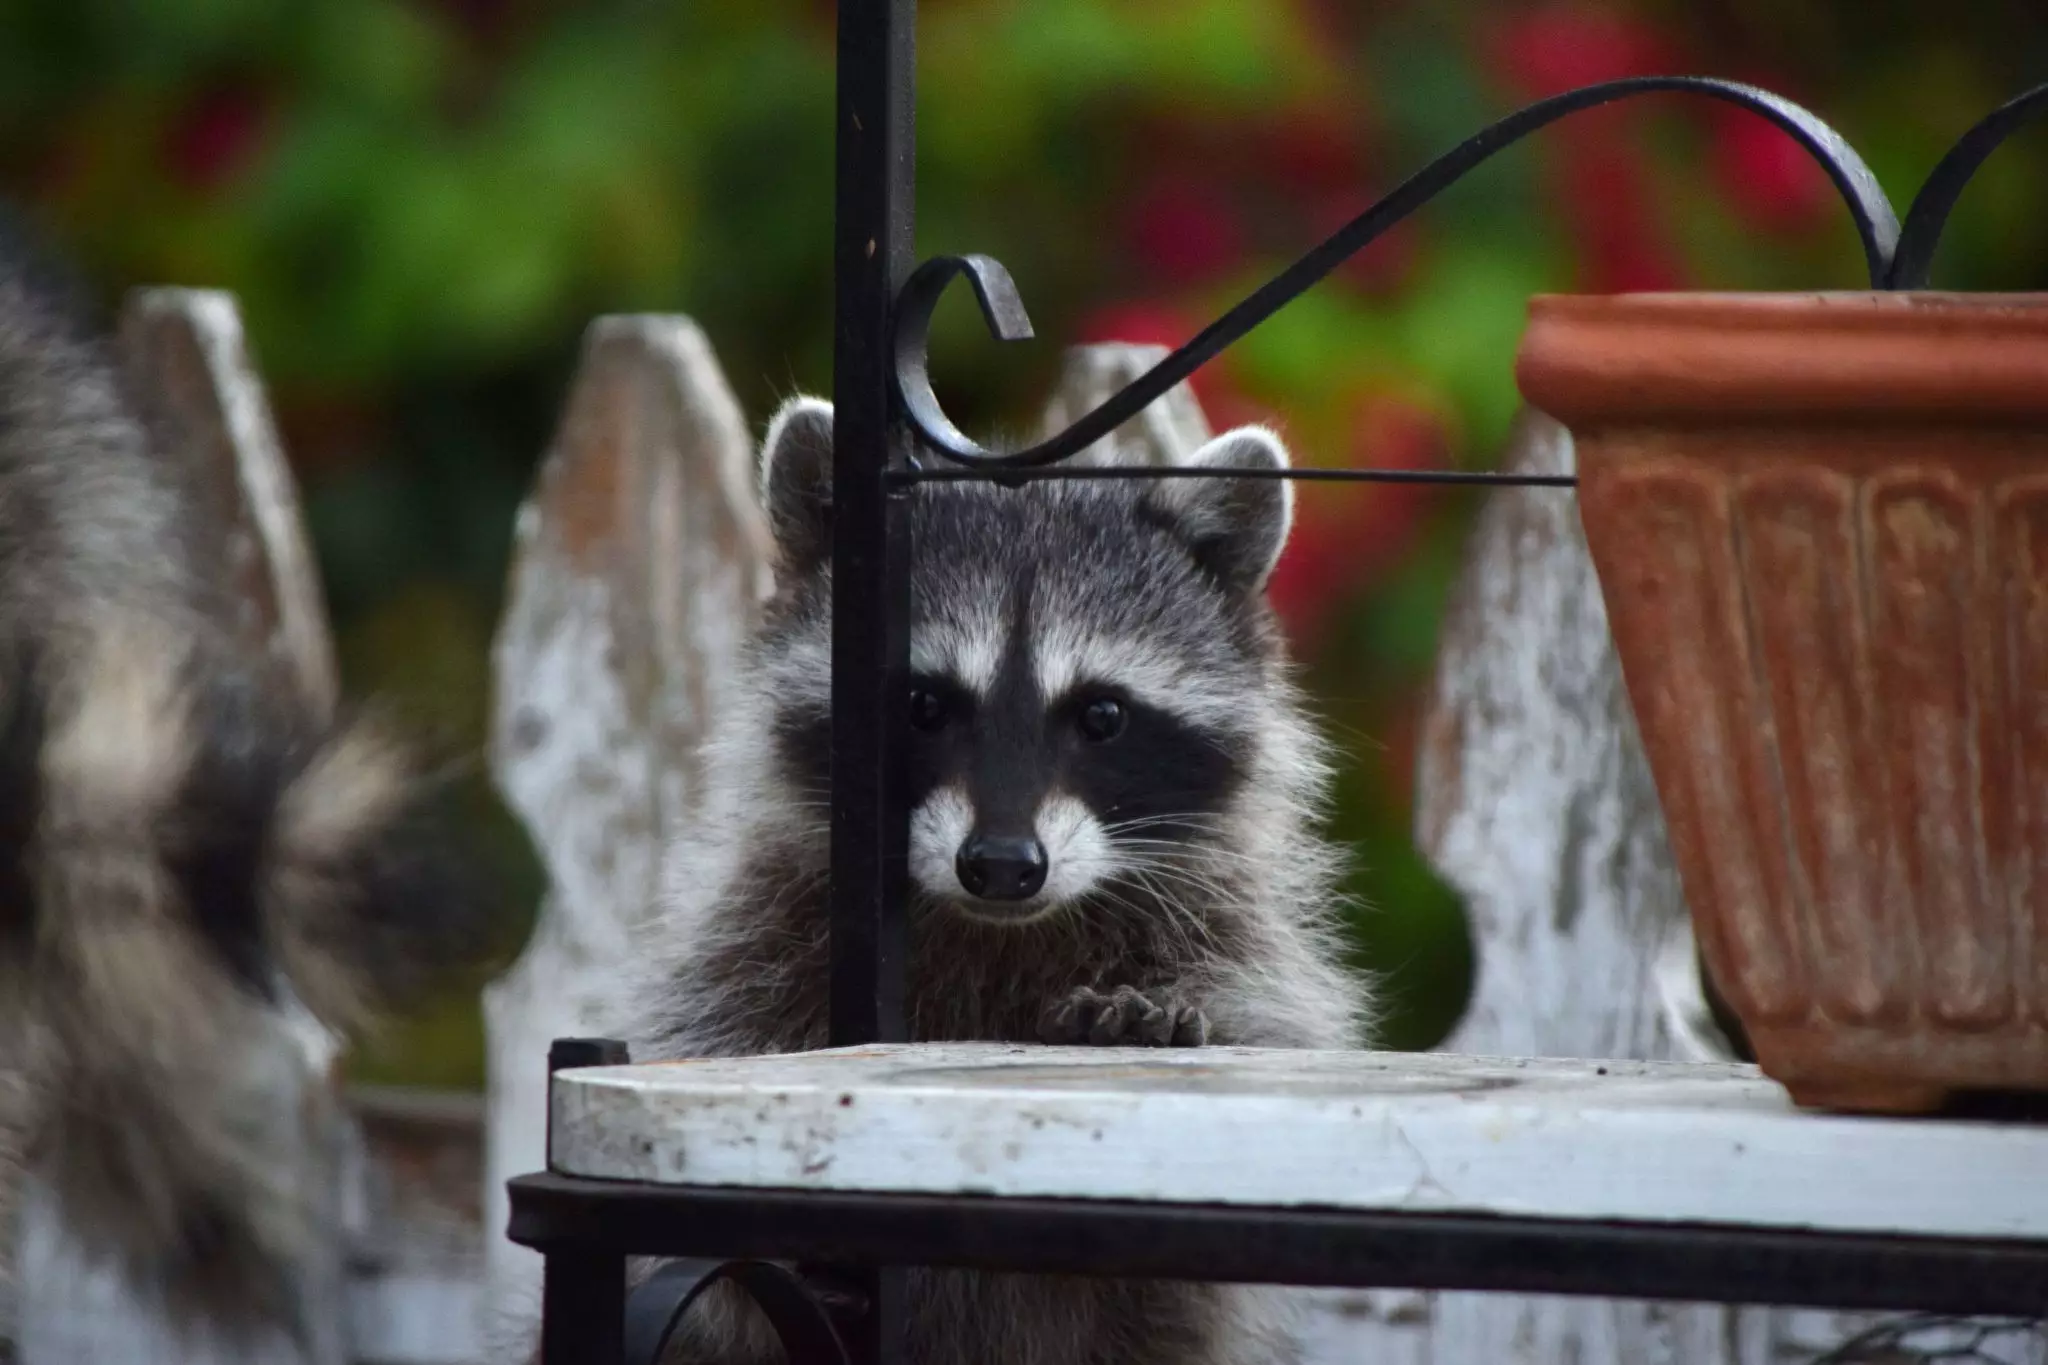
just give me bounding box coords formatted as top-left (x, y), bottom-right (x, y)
top-left (480, 316), bottom-right (774, 1344)
top-left (117, 289), bottom-right (339, 719)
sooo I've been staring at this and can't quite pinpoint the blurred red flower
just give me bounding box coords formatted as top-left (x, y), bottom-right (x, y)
top-left (1124, 173), bottom-right (1247, 287)
top-left (1558, 142), bottom-right (1687, 292)
top-left (1253, 108), bottom-right (1366, 199)
top-left (1482, 5), bottom-right (1690, 291)
top-left (1710, 104), bottom-right (1833, 233)
top-left (1489, 6), bottom-right (1676, 101)
top-left (1268, 397), bottom-right (1446, 652)
top-left (164, 81), bottom-right (270, 193)
top-left (1266, 521), bottom-right (1347, 652)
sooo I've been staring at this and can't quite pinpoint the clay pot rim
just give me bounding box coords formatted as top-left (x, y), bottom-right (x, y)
top-left (1517, 291), bottom-right (2048, 424)
top-left (1532, 290), bottom-right (2048, 325)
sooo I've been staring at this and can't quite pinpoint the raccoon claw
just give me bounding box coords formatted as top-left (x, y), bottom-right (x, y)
top-left (1037, 985), bottom-right (1208, 1048)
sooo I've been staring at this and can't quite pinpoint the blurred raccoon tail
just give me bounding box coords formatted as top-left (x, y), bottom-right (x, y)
top-left (0, 618), bottom-right (490, 1330)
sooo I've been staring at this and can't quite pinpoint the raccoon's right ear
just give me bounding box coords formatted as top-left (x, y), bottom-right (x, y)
top-left (1148, 426), bottom-right (1295, 595)
top-left (759, 396), bottom-right (836, 572)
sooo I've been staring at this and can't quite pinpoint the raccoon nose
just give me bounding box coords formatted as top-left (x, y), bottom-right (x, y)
top-left (956, 835), bottom-right (1048, 901)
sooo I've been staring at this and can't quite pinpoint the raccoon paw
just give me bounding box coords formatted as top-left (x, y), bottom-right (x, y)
top-left (1037, 985), bottom-right (1209, 1048)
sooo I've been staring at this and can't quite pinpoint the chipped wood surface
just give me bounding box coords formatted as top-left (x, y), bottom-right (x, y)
top-left (481, 315), bottom-right (773, 1341)
top-left (552, 1043), bottom-right (2048, 1241)
top-left (1420, 408), bottom-right (1691, 1065)
top-left (12, 290), bottom-right (350, 1365)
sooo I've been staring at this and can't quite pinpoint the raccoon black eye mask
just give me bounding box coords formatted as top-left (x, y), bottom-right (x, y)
top-left (756, 398), bottom-right (1280, 934)
top-left (901, 673), bottom-right (1245, 923)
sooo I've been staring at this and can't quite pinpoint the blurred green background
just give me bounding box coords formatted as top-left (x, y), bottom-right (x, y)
top-left (5, 0), bottom-right (2046, 1086)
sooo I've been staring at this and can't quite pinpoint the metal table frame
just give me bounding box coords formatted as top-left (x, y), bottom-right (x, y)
top-left (510, 6), bottom-right (2048, 1358)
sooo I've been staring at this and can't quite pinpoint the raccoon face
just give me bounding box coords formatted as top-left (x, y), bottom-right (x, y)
top-left (756, 397), bottom-right (1295, 925)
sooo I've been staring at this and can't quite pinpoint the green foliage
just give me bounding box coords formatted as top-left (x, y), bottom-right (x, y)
top-left (4, 0), bottom-right (2046, 1084)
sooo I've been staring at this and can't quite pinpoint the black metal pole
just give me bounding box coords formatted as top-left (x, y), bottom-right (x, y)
top-left (831, 0), bottom-right (914, 1359)
top-left (538, 1039), bottom-right (630, 1365)
top-left (830, 0), bottom-right (913, 1055)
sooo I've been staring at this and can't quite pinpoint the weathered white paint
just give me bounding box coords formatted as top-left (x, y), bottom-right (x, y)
top-left (118, 288), bottom-right (341, 719)
top-left (550, 1043), bottom-right (2048, 1242)
top-left (11, 290), bottom-right (351, 1365)
top-left (1418, 408), bottom-right (1694, 1065)
top-left (481, 316), bottom-right (774, 1345)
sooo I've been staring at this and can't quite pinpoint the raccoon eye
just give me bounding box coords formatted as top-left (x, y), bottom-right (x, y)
top-left (909, 686), bottom-right (949, 733)
top-left (1076, 696), bottom-right (1127, 744)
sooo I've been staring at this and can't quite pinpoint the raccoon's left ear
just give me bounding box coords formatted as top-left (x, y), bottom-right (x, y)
top-left (759, 396), bottom-right (836, 572)
top-left (1148, 426), bottom-right (1295, 594)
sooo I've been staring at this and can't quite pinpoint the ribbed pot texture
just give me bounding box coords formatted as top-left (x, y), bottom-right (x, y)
top-left (1518, 291), bottom-right (2048, 1115)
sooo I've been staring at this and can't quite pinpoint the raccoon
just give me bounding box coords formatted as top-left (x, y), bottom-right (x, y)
top-left (619, 396), bottom-right (1370, 1365)
top-left (0, 237), bottom-right (486, 1334)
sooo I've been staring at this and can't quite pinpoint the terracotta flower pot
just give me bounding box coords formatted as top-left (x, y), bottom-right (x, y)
top-left (1517, 292), bottom-right (2048, 1115)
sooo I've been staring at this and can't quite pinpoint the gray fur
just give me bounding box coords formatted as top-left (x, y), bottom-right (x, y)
top-left (0, 245), bottom-right (484, 1336)
top-left (605, 396), bottom-right (1370, 1365)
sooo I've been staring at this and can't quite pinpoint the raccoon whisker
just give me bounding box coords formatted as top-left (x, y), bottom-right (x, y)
top-left (1097, 811), bottom-right (1230, 834)
top-left (1055, 896), bottom-right (1096, 958)
top-left (1100, 807), bottom-right (1233, 828)
top-left (1110, 837), bottom-right (1263, 870)
top-left (1125, 861), bottom-right (1257, 903)
top-left (1098, 875), bottom-right (1198, 961)
top-left (1104, 823), bottom-right (1236, 842)
top-left (1086, 883), bottom-right (1160, 937)
top-left (1120, 871), bottom-right (1217, 961)
top-left (1108, 839), bottom-right (1268, 888)
top-left (1096, 818), bottom-right (1236, 850)
top-left (1112, 842), bottom-right (1241, 881)
top-left (1129, 880), bottom-right (1234, 937)
top-left (1111, 858), bottom-right (1218, 921)
top-left (1113, 858), bottom-right (1243, 918)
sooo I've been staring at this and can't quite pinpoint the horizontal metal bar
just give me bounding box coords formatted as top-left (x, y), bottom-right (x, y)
top-left (506, 1175), bottom-right (2048, 1318)
top-left (889, 467), bottom-right (1576, 487)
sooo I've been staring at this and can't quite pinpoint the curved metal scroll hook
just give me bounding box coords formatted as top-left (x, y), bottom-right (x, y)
top-left (625, 1258), bottom-right (853, 1365)
top-left (894, 75), bottom-right (1901, 472)
top-left (1889, 81), bottom-right (2048, 289)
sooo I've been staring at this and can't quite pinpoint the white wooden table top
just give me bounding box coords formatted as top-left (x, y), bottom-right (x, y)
top-left (549, 1044), bottom-right (2048, 1243)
